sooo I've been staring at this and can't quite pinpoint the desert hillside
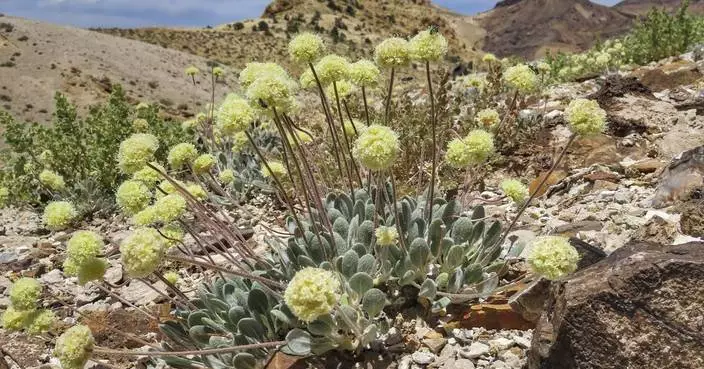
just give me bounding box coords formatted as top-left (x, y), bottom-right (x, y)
top-left (477, 0), bottom-right (635, 59)
top-left (0, 16), bottom-right (237, 124)
top-left (616, 0), bottom-right (704, 15)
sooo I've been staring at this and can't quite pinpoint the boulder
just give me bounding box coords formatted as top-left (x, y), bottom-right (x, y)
top-left (529, 241), bottom-right (704, 369)
top-left (652, 145), bottom-right (704, 208)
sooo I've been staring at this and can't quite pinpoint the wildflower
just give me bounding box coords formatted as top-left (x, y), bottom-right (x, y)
top-left (54, 325), bottom-right (94, 369)
top-left (159, 224), bottom-right (184, 248)
top-left (75, 258), bottom-right (108, 285)
top-left (596, 52), bottom-right (611, 67)
top-left (185, 183), bottom-right (208, 201)
top-left (26, 309), bottom-right (57, 334)
top-left (43, 201), bottom-right (77, 231)
top-left (326, 80), bottom-right (355, 99)
top-left (133, 206), bottom-right (158, 226)
top-left (116, 180), bottom-right (152, 215)
top-left (482, 53), bottom-right (498, 64)
top-left (136, 102), bottom-right (150, 110)
top-left (375, 226), bottom-right (398, 246)
top-left (164, 271), bottom-right (180, 285)
top-left (289, 32), bottom-right (325, 64)
top-left (120, 228), bottom-right (167, 278)
top-left (315, 54), bottom-right (350, 84)
top-left (463, 129), bottom-right (495, 164)
top-left (500, 179), bottom-right (529, 204)
top-left (0, 187), bottom-right (8, 208)
top-left (193, 154), bottom-right (216, 174)
top-left (287, 129), bottom-right (313, 146)
top-left (349, 59), bottom-right (380, 87)
top-left (374, 37), bottom-right (411, 68)
top-left (261, 161), bottom-right (287, 179)
top-left (352, 124), bottom-right (400, 171)
top-left (537, 61), bottom-right (551, 73)
top-left (299, 69), bottom-right (316, 89)
top-left (117, 133), bottom-right (159, 174)
top-left (218, 169), bottom-right (236, 184)
top-left (475, 108), bottom-right (500, 128)
top-left (154, 194), bottom-right (187, 223)
top-left (167, 143), bottom-right (198, 169)
top-left (216, 94), bottom-right (255, 135)
top-left (1, 307), bottom-right (31, 331)
top-left (246, 72), bottom-right (297, 113)
top-left (66, 231), bottom-right (103, 265)
top-left (39, 170), bottom-right (65, 192)
top-left (185, 66), bottom-right (200, 76)
top-left (284, 267), bottom-right (340, 322)
top-left (344, 119), bottom-right (365, 137)
top-left (132, 163), bottom-right (164, 188)
top-left (239, 62), bottom-right (289, 89)
top-left (181, 119), bottom-right (197, 131)
top-left (409, 29), bottom-right (448, 61)
top-left (503, 64), bottom-right (538, 93)
top-left (9, 277), bottom-right (41, 311)
top-left (445, 138), bottom-right (473, 168)
top-left (565, 98), bottom-right (606, 136)
top-left (231, 132), bottom-right (249, 153)
top-left (132, 118), bottom-right (149, 132)
top-left (527, 236), bottom-right (580, 280)
top-left (24, 162), bottom-right (37, 174)
top-left (462, 74), bottom-right (485, 90)
top-left (212, 66), bottom-right (225, 78)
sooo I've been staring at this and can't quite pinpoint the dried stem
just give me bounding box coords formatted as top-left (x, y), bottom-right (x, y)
top-left (384, 67), bottom-right (395, 124)
top-left (94, 282), bottom-right (157, 320)
top-left (425, 60), bottom-right (438, 229)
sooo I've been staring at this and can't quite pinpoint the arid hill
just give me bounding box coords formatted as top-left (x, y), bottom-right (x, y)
top-left (615, 0), bottom-right (704, 15)
top-left (0, 16), bottom-right (237, 124)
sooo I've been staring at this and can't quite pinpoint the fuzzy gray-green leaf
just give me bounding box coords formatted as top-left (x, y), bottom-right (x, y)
top-left (348, 272), bottom-right (373, 298)
top-left (362, 288), bottom-right (386, 317)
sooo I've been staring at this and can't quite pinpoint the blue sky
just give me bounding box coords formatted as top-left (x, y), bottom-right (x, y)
top-left (2, 0), bottom-right (622, 28)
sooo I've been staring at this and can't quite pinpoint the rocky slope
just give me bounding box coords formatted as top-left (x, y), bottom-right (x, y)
top-left (0, 16), bottom-right (238, 124)
top-left (615, 0), bottom-right (704, 15)
top-left (477, 0), bottom-right (635, 59)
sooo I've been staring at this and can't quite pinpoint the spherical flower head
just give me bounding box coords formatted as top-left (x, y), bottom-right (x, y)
top-left (181, 119), bottom-right (197, 131)
top-left (349, 59), bottom-right (380, 87)
top-left (289, 32), bottom-right (325, 64)
top-left (287, 129), bottom-right (313, 147)
top-left (43, 201), bottom-right (77, 231)
top-left (375, 226), bottom-right (398, 246)
top-left (116, 180), bottom-right (152, 215)
top-left (167, 142), bottom-right (198, 169)
top-left (39, 170), bottom-right (66, 192)
top-left (537, 61), bottom-right (550, 73)
top-left (463, 129), bottom-right (495, 164)
top-left (1, 306), bottom-right (31, 331)
top-left (66, 231), bottom-right (103, 265)
top-left (26, 309), bottom-right (57, 334)
top-left (193, 154), bottom-right (216, 174)
top-left (528, 236), bottom-right (580, 280)
top-left (24, 162), bottom-right (37, 174)
top-left (54, 325), bottom-right (94, 369)
top-left (0, 187), bottom-right (9, 208)
top-left (463, 74), bottom-right (485, 90)
top-left (185, 66), bottom-right (200, 76)
top-left (409, 29), bottom-right (448, 61)
top-left (344, 119), bottom-right (364, 137)
top-left (218, 169), bottom-right (236, 184)
top-left (299, 69), bottom-right (316, 89)
top-left (231, 131), bottom-right (249, 153)
top-left (374, 37), bottom-right (411, 68)
top-left (503, 64), bottom-right (538, 93)
top-left (120, 228), bottom-right (167, 278)
top-left (596, 52), bottom-right (611, 67)
top-left (315, 54), bottom-right (350, 84)
top-left (154, 193), bottom-right (187, 223)
top-left (475, 108), bottom-right (500, 128)
top-left (164, 271), bottom-right (180, 285)
top-left (326, 80), bottom-right (355, 99)
top-left (133, 206), bottom-right (158, 226)
top-left (185, 183), bottom-right (208, 201)
top-left (565, 98), bottom-right (606, 136)
top-left (246, 72), bottom-right (297, 113)
top-left (445, 138), bottom-right (473, 168)
top-left (76, 257), bottom-right (108, 285)
top-left (159, 224), bottom-right (184, 248)
top-left (216, 94), bottom-right (255, 135)
top-left (132, 118), bottom-right (149, 132)
top-left (500, 179), bottom-right (528, 204)
top-left (284, 267), bottom-right (340, 322)
top-left (238, 62), bottom-right (288, 89)
top-left (482, 53), bottom-right (498, 64)
top-left (10, 277), bottom-right (41, 311)
top-left (352, 124), bottom-right (400, 171)
top-left (212, 66), bottom-right (225, 78)
top-left (132, 162), bottom-right (164, 188)
top-left (117, 133), bottom-right (159, 174)
top-left (261, 161), bottom-right (287, 179)
top-left (136, 102), bottom-right (150, 111)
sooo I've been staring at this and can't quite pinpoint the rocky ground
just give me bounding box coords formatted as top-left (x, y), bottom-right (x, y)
top-left (1, 52), bottom-right (704, 369)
